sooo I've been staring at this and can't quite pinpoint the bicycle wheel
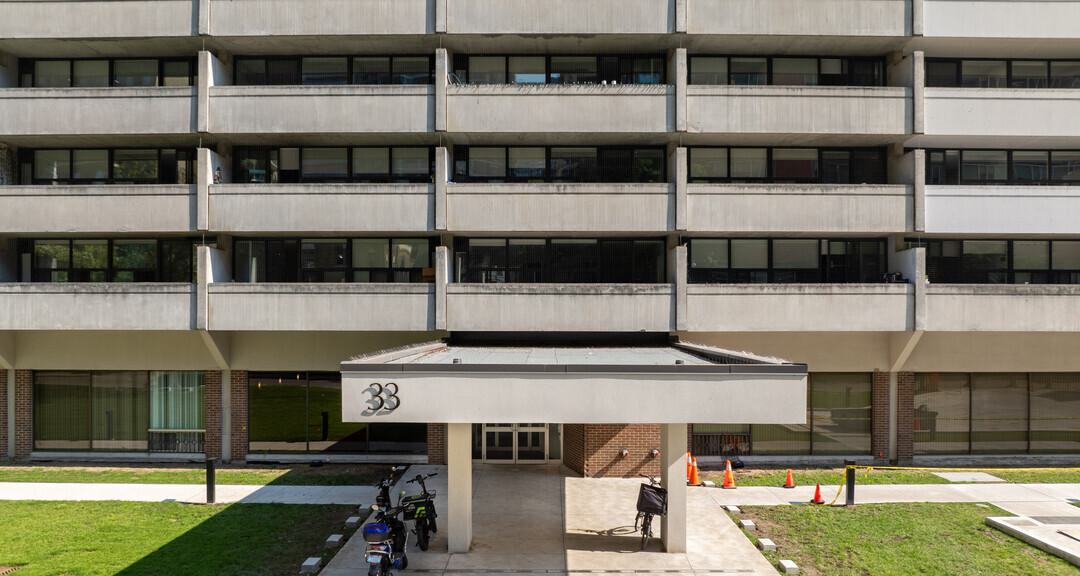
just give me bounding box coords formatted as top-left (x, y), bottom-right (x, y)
top-left (640, 514), bottom-right (652, 550)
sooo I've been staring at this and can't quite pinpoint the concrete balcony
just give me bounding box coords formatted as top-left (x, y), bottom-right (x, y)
top-left (922, 89), bottom-right (1080, 143)
top-left (685, 0), bottom-right (910, 37)
top-left (446, 183), bottom-right (673, 233)
top-left (686, 86), bottom-right (910, 137)
top-left (0, 284), bottom-right (195, 331)
top-left (444, 0), bottom-right (675, 34)
top-left (925, 285), bottom-right (1080, 332)
top-left (207, 283), bottom-right (436, 331)
top-left (0, 88), bottom-right (196, 136)
top-left (684, 284), bottom-right (914, 332)
top-left (686, 184), bottom-right (912, 234)
top-left (208, 86), bottom-right (434, 134)
top-left (921, 0), bottom-right (1080, 39)
top-left (924, 186), bottom-right (1080, 235)
top-left (445, 85), bottom-right (673, 134)
top-left (446, 284), bottom-right (674, 332)
top-left (209, 184), bottom-right (433, 233)
top-left (0, 0), bottom-right (196, 39)
top-left (209, 0), bottom-right (432, 36)
top-left (0, 185), bottom-right (196, 234)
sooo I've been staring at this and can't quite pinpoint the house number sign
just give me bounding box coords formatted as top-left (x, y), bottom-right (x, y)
top-left (364, 382), bottom-right (400, 414)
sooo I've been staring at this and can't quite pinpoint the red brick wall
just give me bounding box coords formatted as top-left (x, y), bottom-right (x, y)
top-left (14, 370), bottom-right (32, 459)
top-left (427, 423), bottom-right (446, 465)
top-left (582, 424), bottom-right (661, 478)
top-left (204, 371), bottom-right (222, 460)
top-left (562, 424), bottom-right (585, 475)
top-left (897, 372), bottom-right (915, 464)
top-left (0, 370), bottom-right (7, 460)
top-left (230, 370), bottom-right (248, 462)
top-left (871, 371), bottom-right (891, 463)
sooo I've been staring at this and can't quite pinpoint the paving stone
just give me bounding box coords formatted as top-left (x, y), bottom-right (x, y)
top-left (325, 534), bottom-right (344, 549)
top-left (345, 516), bottom-right (361, 527)
top-left (779, 559), bottom-right (800, 574)
top-left (739, 519), bottom-right (756, 530)
top-left (757, 538), bottom-right (776, 551)
top-left (702, 480), bottom-right (717, 488)
top-left (933, 472), bottom-right (1004, 483)
top-left (725, 505), bottom-right (741, 514)
top-left (300, 556), bottom-right (322, 574)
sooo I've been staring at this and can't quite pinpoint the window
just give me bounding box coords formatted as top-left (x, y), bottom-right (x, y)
top-left (73, 60), bottom-right (109, 87)
top-left (971, 374), bottom-right (1029, 454)
top-left (689, 57), bottom-right (727, 85)
top-left (821, 151), bottom-right (851, 184)
top-left (301, 148), bottom-right (348, 182)
top-left (773, 58), bottom-right (817, 86)
top-left (162, 61), bottom-right (191, 86)
top-left (509, 148), bottom-right (546, 179)
top-left (391, 148), bottom-right (430, 180)
top-left (917, 238), bottom-right (1080, 284)
top-left (33, 61), bottom-right (71, 87)
top-left (112, 239), bottom-right (158, 282)
top-left (690, 147), bottom-right (884, 184)
top-left (961, 60), bottom-right (1007, 88)
top-left (456, 54), bottom-right (663, 85)
top-left (960, 150), bottom-right (1007, 183)
top-left (454, 238), bottom-right (666, 284)
top-left (550, 148), bottom-right (598, 181)
top-left (927, 149), bottom-right (1080, 185)
top-left (914, 373), bottom-right (971, 454)
top-left (236, 238), bottom-right (433, 284)
top-left (23, 238), bottom-right (200, 283)
top-left (730, 148), bottom-right (768, 179)
top-left (928, 58), bottom-right (1080, 89)
top-left (772, 239), bottom-right (821, 282)
top-left (300, 239), bottom-right (348, 282)
top-left (810, 373), bottom-right (872, 455)
top-left (352, 148), bottom-right (389, 180)
top-left (509, 57), bottom-right (546, 84)
top-left (236, 59), bottom-right (268, 85)
top-left (112, 149), bottom-right (159, 182)
top-left (730, 240), bottom-right (770, 276)
top-left (468, 57), bottom-right (506, 84)
top-left (455, 146), bottom-right (664, 183)
top-left (392, 57), bottom-right (431, 85)
top-left (469, 147), bottom-right (507, 179)
top-left (689, 148), bottom-right (728, 180)
top-left (1029, 374), bottom-right (1080, 454)
top-left (1011, 61), bottom-right (1049, 88)
top-left (237, 146), bottom-right (429, 184)
top-left (22, 148), bottom-right (194, 185)
top-left (22, 58), bottom-right (194, 88)
top-left (1050, 61), bottom-right (1080, 89)
top-left (1013, 151), bottom-right (1049, 182)
top-left (1052, 151), bottom-right (1080, 182)
top-left (34, 150), bottom-right (70, 181)
top-left (730, 58), bottom-right (767, 85)
top-left (301, 57), bottom-right (347, 85)
top-left (689, 239), bottom-right (887, 284)
top-left (353, 57), bottom-right (390, 84)
top-left (113, 60), bottom-right (158, 87)
top-left (550, 57), bottom-right (597, 84)
top-left (772, 149), bottom-right (818, 182)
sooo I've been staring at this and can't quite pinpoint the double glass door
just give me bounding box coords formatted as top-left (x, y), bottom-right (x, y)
top-left (481, 423), bottom-right (548, 463)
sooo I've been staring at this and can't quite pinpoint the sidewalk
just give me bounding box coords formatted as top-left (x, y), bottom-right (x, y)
top-left (0, 481), bottom-right (375, 505)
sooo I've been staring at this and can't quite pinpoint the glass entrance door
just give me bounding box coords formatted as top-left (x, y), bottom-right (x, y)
top-left (481, 423), bottom-right (548, 463)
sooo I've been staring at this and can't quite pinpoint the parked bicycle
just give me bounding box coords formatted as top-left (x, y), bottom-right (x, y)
top-left (635, 474), bottom-right (668, 550)
top-left (401, 472), bottom-right (439, 550)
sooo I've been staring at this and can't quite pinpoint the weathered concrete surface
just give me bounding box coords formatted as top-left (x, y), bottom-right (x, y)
top-left (0, 0), bottom-right (197, 39)
top-left (925, 285), bottom-right (1080, 332)
top-left (0, 88), bottom-right (196, 135)
top-left (0, 185), bottom-right (196, 233)
top-left (0, 284), bottom-right (195, 331)
top-left (445, 0), bottom-right (675, 34)
top-left (210, 0), bottom-right (433, 36)
top-left (925, 186), bottom-right (1080, 235)
top-left (686, 0), bottom-right (909, 37)
top-left (922, 0), bottom-right (1080, 39)
top-left (922, 88), bottom-right (1080, 141)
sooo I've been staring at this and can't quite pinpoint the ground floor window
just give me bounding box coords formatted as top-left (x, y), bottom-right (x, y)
top-left (915, 373), bottom-right (1080, 455)
top-left (248, 372), bottom-right (426, 455)
top-left (33, 371), bottom-right (203, 452)
top-left (692, 373), bottom-right (872, 456)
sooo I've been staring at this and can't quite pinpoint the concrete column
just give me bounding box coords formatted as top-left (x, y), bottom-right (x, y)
top-left (435, 246), bottom-right (449, 331)
top-left (670, 48), bottom-right (687, 132)
top-left (913, 149), bottom-right (926, 232)
top-left (912, 51), bottom-right (925, 135)
top-left (674, 245), bottom-right (688, 332)
top-left (660, 423), bottom-right (687, 553)
top-left (435, 146), bottom-right (449, 230)
top-left (447, 423), bottom-right (472, 553)
top-left (198, 0), bottom-right (211, 36)
top-left (434, 0), bottom-right (447, 33)
top-left (673, 147), bottom-right (687, 231)
top-left (674, 0), bottom-right (687, 33)
top-left (435, 48), bottom-right (449, 132)
top-left (912, 0), bottom-right (924, 36)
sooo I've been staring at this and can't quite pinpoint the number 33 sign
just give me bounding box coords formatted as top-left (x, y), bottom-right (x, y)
top-left (364, 382), bottom-right (401, 415)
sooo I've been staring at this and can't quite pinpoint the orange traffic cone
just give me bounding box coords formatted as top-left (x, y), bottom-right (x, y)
top-left (810, 483), bottom-right (825, 505)
top-left (688, 457), bottom-right (701, 486)
top-left (686, 452), bottom-right (693, 482)
top-left (783, 469), bottom-right (796, 489)
top-left (721, 459), bottom-right (736, 489)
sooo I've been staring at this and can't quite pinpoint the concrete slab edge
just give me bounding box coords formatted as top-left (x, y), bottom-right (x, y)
top-left (986, 516), bottom-right (1080, 568)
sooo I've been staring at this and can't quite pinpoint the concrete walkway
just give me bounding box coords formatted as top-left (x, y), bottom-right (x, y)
top-left (0, 481), bottom-right (375, 505)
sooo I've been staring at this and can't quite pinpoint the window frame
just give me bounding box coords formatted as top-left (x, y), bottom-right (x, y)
top-left (452, 237), bottom-right (668, 284)
top-left (688, 147), bottom-right (887, 184)
top-left (21, 238), bottom-right (201, 283)
top-left (451, 53), bottom-right (667, 85)
top-left (688, 55), bottom-right (886, 87)
top-left (925, 57), bottom-right (1080, 89)
top-left (923, 148), bottom-right (1080, 185)
top-left (233, 237), bottom-right (436, 284)
top-left (452, 145), bottom-right (667, 183)
top-left (19, 148), bottom-right (196, 185)
top-left (233, 55), bottom-right (435, 86)
top-left (232, 146), bottom-right (434, 184)
top-left (909, 237), bottom-right (1080, 285)
top-left (19, 57), bottom-right (196, 88)
top-left (687, 238), bottom-right (888, 284)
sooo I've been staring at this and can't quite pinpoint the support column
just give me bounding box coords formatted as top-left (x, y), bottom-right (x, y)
top-left (660, 423), bottom-right (687, 554)
top-left (13, 370), bottom-right (32, 459)
top-left (447, 423), bottom-right (472, 553)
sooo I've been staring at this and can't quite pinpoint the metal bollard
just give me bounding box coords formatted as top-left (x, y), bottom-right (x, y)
top-left (844, 460), bottom-right (856, 507)
top-left (206, 458), bottom-right (217, 504)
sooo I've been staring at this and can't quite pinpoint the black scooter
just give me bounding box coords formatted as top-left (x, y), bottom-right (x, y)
top-left (401, 472), bottom-right (439, 550)
top-left (363, 468), bottom-right (410, 575)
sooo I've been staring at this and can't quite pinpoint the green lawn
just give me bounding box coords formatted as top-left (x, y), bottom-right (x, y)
top-left (702, 467), bottom-right (1080, 487)
top-left (739, 503), bottom-right (1077, 576)
top-left (0, 464), bottom-right (390, 486)
top-left (0, 501), bottom-right (359, 576)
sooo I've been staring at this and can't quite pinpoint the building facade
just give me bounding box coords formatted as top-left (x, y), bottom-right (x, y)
top-left (1, 0), bottom-right (1079, 471)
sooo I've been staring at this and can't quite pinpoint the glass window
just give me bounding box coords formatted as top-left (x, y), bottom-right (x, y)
top-left (34, 150), bottom-right (70, 181)
top-left (731, 239), bottom-right (767, 269)
top-left (35, 60), bottom-right (72, 87)
top-left (914, 373), bottom-right (970, 454)
top-left (962, 240), bottom-right (1008, 283)
top-left (1013, 151), bottom-right (1049, 182)
top-left (391, 148), bottom-right (429, 178)
top-left (148, 371), bottom-right (204, 453)
top-left (352, 148), bottom-right (389, 178)
top-left (72, 150), bottom-right (108, 181)
top-left (162, 61), bottom-right (191, 87)
top-left (811, 373), bottom-right (872, 455)
top-left (961, 150), bottom-right (1008, 182)
top-left (34, 239), bottom-right (70, 282)
top-left (508, 239), bottom-right (546, 282)
top-left (112, 149), bottom-right (158, 182)
top-left (852, 150), bottom-right (885, 184)
top-left (469, 148), bottom-right (507, 178)
top-left (550, 148), bottom-right (598, 181)
top-left (926, 60), bottom-right (959, 87)
top-left (464, 238), bottom-right (507, 283)
top-left (819, 58), bottom-right (845, 86)
top-left (468, 57), bottom-right (506, 84)
top-left (1029, 374), bottom-right (1080, 454)
top-left (773, 239), bottom-right (819, 269)
top-left (353, 57), bottom-right (391, 84)
top-left (352, 238), bottom-right (389, 270)
top-left (730, 148), bottom-right (768, 179)
top-left (1053, 241), bottom-right (1080, 270)
top-left (690, 148), bottom-right (728, 180)
top-left (773, 58), bottom-right (818, 86)
top-left (236, 59), bottom-right (266, 85)
top-left (961, 60), bottom-right (1007, 88)
top-left (690, 239), bottom-right (728, 269)
top-left (93, 372), bottom-right (149, 451)
top-left (393, 57), bottom-right (430, 85)
top-left (235, 240), bottom-right (267, 283)
top-left (971, 373), bottom-right (1028, 454)
top-left (1050, 61), bottom-right (1080, 89)
top-left (113, 60), bottom-right (158, 87)
top-left (730, 58), bottom-right (767, 85)
top-left (632, 57), bottom-right (663, 84)
top-left (509, 148), bottom-right (546, 179)
top-left (307, 374), bottom-right (368, 452)
top-left (300, 239), bottom-right (347, 282)
top-left (73, 60), bottom-right (109, 87)
top-left (112, 239), bottom-right (157, 282)
top-left (267, 58), bottom-right (300, 85)
top-left (302, 57), bottom-right (347, 85)
top-left (160, 239), bottom-right (193, 283)
top-left (821, 151), bottom-right (851, 184)
top-left (772, 149), bottom-right (818, 181)
top-left (550, 239), bottom-right (598, 282)
top-left (249, 373), bottom-right (309, 452)
top-left (1014, 240), bottom-right (1050, 270)
top-left (34, 372), bottom-right (91, 450)
top-left (1011, 61), bottom-right (1048, 88)
top-left (550, 57), bottom-right (597, 84)
top-left (690, 57), bottom-right (727, 85)
top-left (71, 239), bottom-right (108, 282)
top-left (392, 239), bottom-right (431, 269)
top-left (1051, 151), bottom-right (1080, 182)
top-left (509, 57), bottom-right (546, 84)
top-left (633, 149), bottom-right (665, 182)
top-left (301, 148), bottom-right (348, 181)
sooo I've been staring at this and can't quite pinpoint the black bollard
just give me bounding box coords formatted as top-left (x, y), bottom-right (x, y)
top-left (844, 460), bottom-right (856, 507)
top-left (206, 458), bottom-right (217, 504)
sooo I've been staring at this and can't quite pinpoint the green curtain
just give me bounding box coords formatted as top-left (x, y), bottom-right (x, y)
top-left (149, 371), bottom-right (204, 431)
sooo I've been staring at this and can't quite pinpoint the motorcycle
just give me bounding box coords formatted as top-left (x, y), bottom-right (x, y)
top-left (362, 500), bottom-right (409, 576)
top-left (401, 472), bottom-right (439, 550)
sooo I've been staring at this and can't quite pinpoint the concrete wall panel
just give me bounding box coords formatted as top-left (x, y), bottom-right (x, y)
top-left (0, 284), bottom-right (195, 331)
top-left (445, 0), bottom-right (674, 34)
top-left (686, 0), bottom-right (909, 37)
top-left (208, 284), bottom-right (436, 331)
top-left (925, 186), bottom-right (1080, 235)
top-left (923, 88), bottom-right (1080, 138)
top-left (0, 0), bottom-right (196, 39)
top-left (922, 0), bottom-right (1080, 38)
top-left (0, 185), bottom-right (196, 233)
top-left (0, 88), bottom-right (196, 136)
top-left (925, 285), bottom-right (1080, 332)
top-left (209, 0), bottom-right (432, 36)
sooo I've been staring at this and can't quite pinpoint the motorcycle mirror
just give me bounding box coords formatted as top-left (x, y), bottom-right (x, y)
top-left (371, 504), bottom-right (380, 511)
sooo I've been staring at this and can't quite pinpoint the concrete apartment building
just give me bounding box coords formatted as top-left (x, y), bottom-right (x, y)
top-left (1, 1), bottom-right (1079, 525)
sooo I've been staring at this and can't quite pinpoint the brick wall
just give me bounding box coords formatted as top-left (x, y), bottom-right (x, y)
top-left (230, 370), bottom-right (248, 462)
top-left (14, 370), bottom-right (32, 459)
top-left (426, 423), bottom-right (446, 465)
top-left (897, 372), bottom-right (915, 464)
top-left (562, 424), bottom-right (585, 475)
top-left (0, 370), bottom-right (6, 459)
top-left (582, 424), bottom-right (661, 478)
top-left (204, 371), bottom-right (222, 460)
top-left (871, 371), bottom-right (890, 463)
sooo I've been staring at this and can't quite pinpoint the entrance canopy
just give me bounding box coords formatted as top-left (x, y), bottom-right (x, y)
top-left (341, 340), bottom-right (807, 425)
